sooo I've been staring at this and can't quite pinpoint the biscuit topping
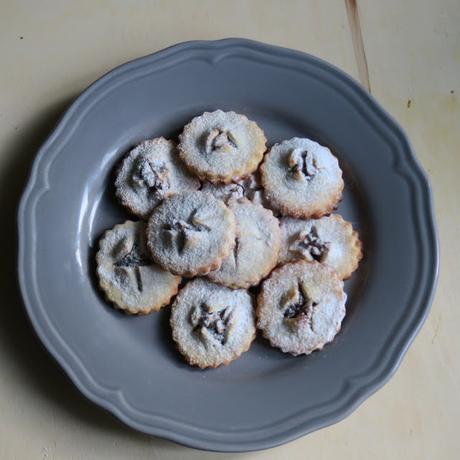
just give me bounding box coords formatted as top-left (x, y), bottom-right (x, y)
top-left (205, 128), bottom-right (238, 154)
top-left (163, 208), bottom-right (211, 253)
top-left (231, 237), bottom-right (240, 267)
top-left (239, 175), bottom-right (264, 202)
top-left (224, 183), bottom-right (245, 201)
top-left (191, 303), bottom-right (234, 345)
top-left (291, 226), bottom-right (330, 262)
top-left (132, 157), bottom-right (170, 197)
top-left (113, 238), bottom-right (151, 292)
top-left (281, 282), bottom-right (318, 330)
top-left (200, 174), bottom-right (266, 205)
top-left (288, 148), bottom-right (319, 181)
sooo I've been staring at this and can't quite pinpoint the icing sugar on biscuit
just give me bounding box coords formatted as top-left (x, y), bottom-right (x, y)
top-left (279, 214), bottom-right (362, 279)
top-left (96, 221), bottom-right (180, 314)
top-left (115, 138), bottom-right (199, 219)
top-left (178, 110), bottom-right (266, 183)
top-left (257, 260), bottom-right (347, 356)
top-left (207, 198), bottom-right (280, 288)
top-left (170, 278), bottom-right (256, 368)
top-left (261, 137), bottom-right (344, 218)
top-left (146, 191), bottom-right (236, 277)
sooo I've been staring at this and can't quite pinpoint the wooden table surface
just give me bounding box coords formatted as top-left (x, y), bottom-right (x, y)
top-left (1, 1), bottom-right (458, 458)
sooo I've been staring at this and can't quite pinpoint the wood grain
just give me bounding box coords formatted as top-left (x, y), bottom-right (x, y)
top-left (345, 0), bottom-right (371, 92)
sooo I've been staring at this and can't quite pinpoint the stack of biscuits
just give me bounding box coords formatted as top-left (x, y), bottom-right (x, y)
top-left (96, 110), bottom-right (362, 368)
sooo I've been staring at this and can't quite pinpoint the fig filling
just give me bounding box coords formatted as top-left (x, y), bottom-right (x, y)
top-left (288, 148), bottom-right (318, 181)
top-left (282, 282), bottom-right (318, 327)
top-left (132, 157), bottom-right (170, 196)
top-left (191, 303), bottom-right (234, 345)
top-left (163, 208), bottom-right (211, 253)
top-left (114, 241), bottom-right (151, 292)
top-left (205, 128), bottom-right (238, 154)
top-left (291, 226), bottom-right (330, 262)
top-left (232, 237), bottom-right (240, 266)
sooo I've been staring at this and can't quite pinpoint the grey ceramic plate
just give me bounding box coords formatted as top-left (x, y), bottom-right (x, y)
top-left (18, 39), bottom-right (438, 452)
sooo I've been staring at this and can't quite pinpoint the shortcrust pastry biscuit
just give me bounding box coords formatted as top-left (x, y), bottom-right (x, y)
top-left (146, 191), bottom-right (236, 277)
top-left (279, 214), bottom-right (362, 279)
top-left (207, 198), bottom-right (280, 288)
top-left (96, 221), bottom-right (180, 314)
top-left (170, 278), bottom-right (256, 368)
top-left (257, 260), bottom-right (346, 356)
top-left (115, 138), bottom-right (200, 219)
top-left (261, 137), bottom-right (343, 218)
top-left (178, 110), bottom-right (266, 183)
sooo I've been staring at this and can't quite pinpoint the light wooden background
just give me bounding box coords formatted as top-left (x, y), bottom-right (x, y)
top-left (1, 1), bottom-right (458, 459)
